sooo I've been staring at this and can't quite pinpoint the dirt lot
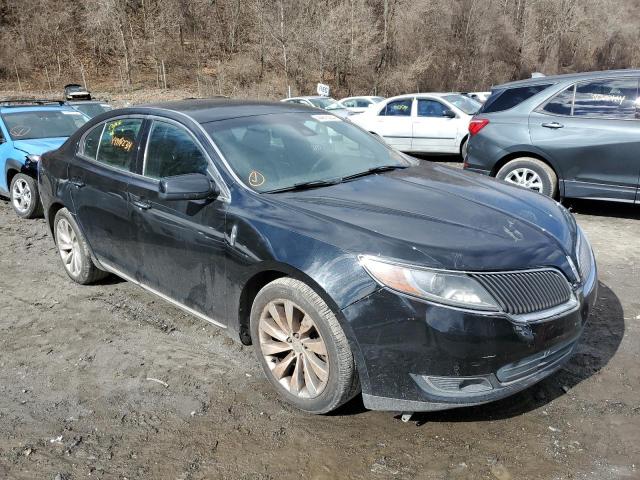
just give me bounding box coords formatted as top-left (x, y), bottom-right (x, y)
top-left (0, 159), bottom-right (639, 480)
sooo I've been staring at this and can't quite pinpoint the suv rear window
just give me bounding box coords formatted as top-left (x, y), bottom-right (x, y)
top-left (480, 84), bottom-right (552, 113)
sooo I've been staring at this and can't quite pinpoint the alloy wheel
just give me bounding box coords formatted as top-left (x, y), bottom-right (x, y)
top-left (258, 299), bottom-right (330, 398)
top-left (504, 167), bottom-right (543, 192)
top-left (56, 218), bottom-right (82, 277)
top-left (11, 178), bottom-right (32, 213)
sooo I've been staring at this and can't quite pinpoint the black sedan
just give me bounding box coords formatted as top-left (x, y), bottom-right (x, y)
top-left (38, 99), bottom-right (597, 415)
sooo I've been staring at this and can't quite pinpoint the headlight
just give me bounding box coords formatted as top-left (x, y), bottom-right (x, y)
top-left (360, 256), bottom-right (500, 311)
top-left (26, 154), bottom-right (42, 163)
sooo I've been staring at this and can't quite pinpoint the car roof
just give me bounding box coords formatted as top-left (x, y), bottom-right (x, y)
top-left (0, 104), bottom-right (78, 114)
top-left (138, 98), bottom-right (317, 123)
top-left (495, 69), bottom-right (640, 89)
top-left (384, 92), bottom-right (462, 101)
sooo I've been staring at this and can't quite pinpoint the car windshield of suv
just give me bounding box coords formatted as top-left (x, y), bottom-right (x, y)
top-left (308, 97), bottom-right (338, 109)
top-left (71, 103), bottom-right (112, 118)
top-left (205, 112), bottom-right (412, 193)
top-left (442, 95), bottom-right (481, 115)
top-left (3, 110), bottom-right (88, 140)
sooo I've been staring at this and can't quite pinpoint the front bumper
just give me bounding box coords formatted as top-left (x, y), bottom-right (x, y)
top-left (342, 269), bottom-right (597, 412)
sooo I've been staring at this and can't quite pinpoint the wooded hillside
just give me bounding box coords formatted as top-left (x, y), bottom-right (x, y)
top-left (1, 0), bottom-right (639, 98)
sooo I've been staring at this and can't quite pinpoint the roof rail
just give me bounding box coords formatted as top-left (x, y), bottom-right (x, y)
top-left (0, 99), bottom-right (66, 107)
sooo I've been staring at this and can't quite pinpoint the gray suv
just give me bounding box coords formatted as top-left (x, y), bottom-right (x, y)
top-left (464, 69), bottom-right (640, 203)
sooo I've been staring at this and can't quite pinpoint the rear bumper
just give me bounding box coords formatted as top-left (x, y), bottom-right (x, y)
top-left (342, 268), bottom-right (597, 412)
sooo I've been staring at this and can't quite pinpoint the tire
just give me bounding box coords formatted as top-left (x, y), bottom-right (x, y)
top-left (460, 137), bottom-right (468, 161)
top-left (10, 173), bottom-right (43, 219)
top-left (496, 157), bottom-right (558, 198)
top-left (250, 277), bottom-right (360, 414)
top-left (53, 208), bottom-right (109, 285)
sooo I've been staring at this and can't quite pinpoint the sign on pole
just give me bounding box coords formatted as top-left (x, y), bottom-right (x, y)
top-left (316, 83), bottom-right (330, 97)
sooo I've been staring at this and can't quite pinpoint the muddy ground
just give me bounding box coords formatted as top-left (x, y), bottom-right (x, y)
top-left (0, 159), bottom-right (639, 480)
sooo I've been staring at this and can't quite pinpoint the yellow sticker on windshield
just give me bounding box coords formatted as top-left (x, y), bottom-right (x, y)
top-left (249, 170), bottom-right (265, 187)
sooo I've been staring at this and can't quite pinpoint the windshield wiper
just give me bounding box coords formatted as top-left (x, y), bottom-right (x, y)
top-left (264, 177), bottom-right (342, 193)
top-left (341, 164), bottom-right (408, 182)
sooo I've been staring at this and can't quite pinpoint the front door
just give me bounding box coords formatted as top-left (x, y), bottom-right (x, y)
top-left (127, 118), bottom-right (228, 322)
top-left (68, 117), bottom-right (144, 275)
top-left (411, 99), bottom-right (460, 153)
top-left (530, 77), bottom-right (640, 202)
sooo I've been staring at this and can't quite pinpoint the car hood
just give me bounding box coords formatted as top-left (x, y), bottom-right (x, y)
top-left (269, 162), bottom-right (576, 273)
top-left (12, 137), bottom-right (67, 155)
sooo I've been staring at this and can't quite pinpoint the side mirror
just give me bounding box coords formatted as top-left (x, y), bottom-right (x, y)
top-left (442, 109), bottom-right (456, 119)
top-left (159, 173), bottom-right (218, 201)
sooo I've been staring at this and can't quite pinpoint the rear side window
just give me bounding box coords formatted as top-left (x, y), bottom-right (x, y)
top-left (96, 119), bottom-right (143, 171)
top-left (143, 121), bottom-right (209, 179)
top-left (481, 84), bottom-right (552, 113)
top-left (542, 86), bottom-right (575, 115)
top-left (81, 123), bottom-right (104, 160)
top-left (573, 77), bottom-right (639, 119)
top-left (380, 99), bottom-right (412, 116)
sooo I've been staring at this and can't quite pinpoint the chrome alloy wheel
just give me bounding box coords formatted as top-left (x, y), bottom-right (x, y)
top-left (258, 299), bottom-right (329, 398)
top-left (504, 167), bottom-right (543, 192)
top-left (11, 178), bottom-right (32, 213)
top-left (56, 218), bottom-right (82, 277)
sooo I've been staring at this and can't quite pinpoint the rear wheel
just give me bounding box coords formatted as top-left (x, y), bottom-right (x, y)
top-left (10, 173), bottom-right (43, 219)
top-left (460, 137), bottom-right (468, 160)
top-left (496, 157), bottom-right (558, 197)
top-left (54, 208), bottom-right (109, 284)
top-left (250, 277), bottom-right (360, 414)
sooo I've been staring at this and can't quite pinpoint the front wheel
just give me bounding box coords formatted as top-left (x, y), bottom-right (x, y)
top-left (250, 277), bottom-right (360, 414)
top-left (10, 173), bottom-right (43, 219)
top-left (496, 157), bottom-right (558, 197)
top-left (460, 137), bottom-right (468, 161)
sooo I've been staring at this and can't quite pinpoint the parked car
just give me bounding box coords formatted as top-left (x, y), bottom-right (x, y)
top-left (281, 96), bottom-right (351, 118)
top-left (39, 99), bottom-right (597, 415)
top-left (350, 93), bottom-right (481, 157)
top-left (465, 69), bottom-right (640, 202)
top-left (337, 96), bottom-right (385, 113)
top-left (466, 91), bottom-right (491, 103)
top-left (67, 100), bottom-right (113, 118)
top-left (0, 100), bottom-right (88, 218)
top-left (63, 83), bottom-right (92, 101)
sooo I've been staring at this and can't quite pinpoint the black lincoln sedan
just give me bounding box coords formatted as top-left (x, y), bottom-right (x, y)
top-left (38, 99), bottom-right (597, 415)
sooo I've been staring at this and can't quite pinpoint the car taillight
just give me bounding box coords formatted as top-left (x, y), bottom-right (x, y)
top-left (469, 118), bottom-right (489, 136)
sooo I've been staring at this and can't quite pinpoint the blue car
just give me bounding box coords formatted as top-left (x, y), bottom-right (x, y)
top-left (0, 100), bottom-right (88, 218)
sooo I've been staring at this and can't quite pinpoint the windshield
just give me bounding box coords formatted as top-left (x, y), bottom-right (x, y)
top-left (3, 110), bottom-right (88, 140)
top-left (205, 112), bottom-right (412, 193)
top-left (308, 97), bottom-right (338, 109)
top-left (442, 95), bottom-right (481, 115)
top-left (71, 103), bottom-right (112, 118)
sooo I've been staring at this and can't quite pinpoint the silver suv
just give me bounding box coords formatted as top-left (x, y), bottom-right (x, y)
top-left (464, 69), bottom-right (640, 203)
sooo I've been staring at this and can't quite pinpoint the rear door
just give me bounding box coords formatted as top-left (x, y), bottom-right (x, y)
top-left (68, 117), bottom-right (144, 275)
top-left (370, 98), bottom-right (414, 151)
top-left (411, 98), bottom-right (459, 153)
top-left (529, 76), bottom-right (640, 202)
top-left (127, 118), bottom-right (228, 323)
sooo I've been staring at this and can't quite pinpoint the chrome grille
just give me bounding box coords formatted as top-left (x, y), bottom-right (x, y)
top-left (471, 270), bottom-right (572, 315)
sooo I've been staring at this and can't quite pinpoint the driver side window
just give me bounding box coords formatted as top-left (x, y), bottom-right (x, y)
top-left (143, 121), bottom-right (209, 179)
top-left (417, 99), bottom-right (447, 117)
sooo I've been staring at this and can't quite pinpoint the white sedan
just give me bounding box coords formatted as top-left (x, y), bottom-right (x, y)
top-left (337, 96), bottom-right (385, 113)
top-left (350, 93), bottom-right (481, 157)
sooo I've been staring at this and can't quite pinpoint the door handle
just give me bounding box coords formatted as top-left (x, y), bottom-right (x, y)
top-left (69, 178), bottom-right (85, 188)
top-left (131, 199), bottom-right (151, 210)
top-left (541, 122), bottom-right (564, 129)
